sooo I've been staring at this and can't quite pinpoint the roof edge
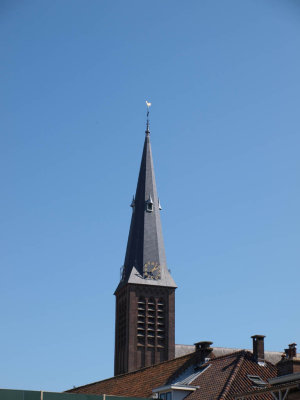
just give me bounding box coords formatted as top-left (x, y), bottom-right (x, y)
top-left (65, 352), bottom-right (193, 393)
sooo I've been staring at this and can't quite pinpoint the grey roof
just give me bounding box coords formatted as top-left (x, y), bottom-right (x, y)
top-left (175, 344), bottom-right (299, 365)
top-left (116, 128), bottom-right (176, 292)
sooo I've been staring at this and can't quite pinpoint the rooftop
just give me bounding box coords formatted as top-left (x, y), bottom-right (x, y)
top-left (67, 348), bottom-right (277, 400)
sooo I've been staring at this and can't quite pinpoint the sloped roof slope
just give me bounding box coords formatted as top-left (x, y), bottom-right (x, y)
top-left (226, 352), bottom-right (276, 400)
top-left (66, 353), bottom-right (191, 398)
top-left (185, 351), bottom-right (276, 400)
top-left (67, 350), bottom-right (277, 400)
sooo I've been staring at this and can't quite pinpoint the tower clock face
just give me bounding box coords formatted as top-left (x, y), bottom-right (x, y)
top-left (143, 262), bottom-right (161, 280)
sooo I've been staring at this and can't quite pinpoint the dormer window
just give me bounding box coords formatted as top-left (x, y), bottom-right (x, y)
top-left (147, 203), bottom-right (153, 212)
top-left (146, 195), bottom-right (154, 213)
top-left (247, 375), bottom-right (267, 387)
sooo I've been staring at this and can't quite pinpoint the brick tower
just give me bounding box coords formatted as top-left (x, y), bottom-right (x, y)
top-left (114, 109), bottom-right (177, 376)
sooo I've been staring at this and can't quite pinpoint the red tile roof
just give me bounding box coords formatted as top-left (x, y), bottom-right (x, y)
top-left (67, 350), bottom-right (277, 400)
top-left (186, 351), bottom-right (276, 400)
top-left (67, 353), bottom-right (192, 398)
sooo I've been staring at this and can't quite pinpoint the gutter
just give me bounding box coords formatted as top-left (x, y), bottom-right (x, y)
top-left (153, 385), bottom-right (198, 393)
top-left (269, 372), bottom-right (300, 385)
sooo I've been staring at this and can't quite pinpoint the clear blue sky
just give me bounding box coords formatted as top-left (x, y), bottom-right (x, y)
top-left (1, 0), bottom-right (299, 393)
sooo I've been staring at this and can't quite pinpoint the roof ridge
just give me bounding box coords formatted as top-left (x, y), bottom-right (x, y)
top-left (66, 352), bottom-right (193, 392)
top-left (243, 349), bottom-right (277, 368)
top-left (210, 349), bottom-right (246, 363)
top-left (166, 350), bottom-right (248, 387)
top-left (218, 350), bottom-right (246, 400)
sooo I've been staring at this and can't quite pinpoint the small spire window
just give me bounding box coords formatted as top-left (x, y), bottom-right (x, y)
top-left (146, 194), bottom-right (154, 213)
top-left (147, 203), bottom-right (153, 212)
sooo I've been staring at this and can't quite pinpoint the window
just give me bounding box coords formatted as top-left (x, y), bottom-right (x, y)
top-left (247, 375), bottom-right (267, 387)
top-left (147, 298), bottom-right (156, 346)
top-left (137, 297), bottom-right (146, 345)
top-left (146, 195), bottom-right (154, 213)
top-left (146, 202), bottom-right (153, 212)
top-left (159, 392), bottom-right (171, 400)
top-left (137, 296), bottom-right (166, 350)
top-left (157, 298), bottom-right (165, 348)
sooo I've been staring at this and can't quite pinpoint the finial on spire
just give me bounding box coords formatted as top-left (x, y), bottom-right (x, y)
top-left (145, 101), bottom-right (151, 135)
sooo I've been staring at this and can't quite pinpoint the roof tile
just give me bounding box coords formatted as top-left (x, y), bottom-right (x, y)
top-left (67, 350), bottom-right (277, 400)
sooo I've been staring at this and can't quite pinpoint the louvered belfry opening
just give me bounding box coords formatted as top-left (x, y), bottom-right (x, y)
top-left (137, 297), bottom-right (146, 346)
top-left (115, 284), bottom-right (175, 375)
top-left (134, 288), bottom-right (174, 370)
top-left (137, 297), bottom-right (166, 350)
top-left (147, 298), bottom-right (155, 346)
top-left (157, 298), bottom-right (165, 348)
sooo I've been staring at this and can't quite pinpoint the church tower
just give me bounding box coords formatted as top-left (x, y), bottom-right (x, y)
top-left (114, 108), bottom-right (177, 376)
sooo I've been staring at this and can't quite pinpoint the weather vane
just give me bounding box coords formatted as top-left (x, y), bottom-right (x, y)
top-left (146, 100), bottom-right (151, 115)
top-left (145, 100), bottom-right (151, 135)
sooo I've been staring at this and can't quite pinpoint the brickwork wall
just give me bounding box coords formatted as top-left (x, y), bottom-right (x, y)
top-left (114, 283), bottom-right (175, 375)
top-left (277, 359), bottom-right (300, 376)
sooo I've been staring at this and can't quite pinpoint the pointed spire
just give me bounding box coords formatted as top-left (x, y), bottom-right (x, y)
top-left (116, 110), bottom-right (176, 291)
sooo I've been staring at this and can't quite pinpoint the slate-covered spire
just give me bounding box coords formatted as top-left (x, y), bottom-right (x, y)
top-left (116, 118), bottom-right (176, 290)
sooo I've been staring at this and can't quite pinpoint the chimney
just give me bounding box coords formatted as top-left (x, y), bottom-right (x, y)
top-left (278, 343), bottom-right (300, 376)
top-left (194, 341), bottom-right (213, 363)
top-left (285, 343), bottom-right (297, 359)
top-left (251, 335), bottom-right (265, 363)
